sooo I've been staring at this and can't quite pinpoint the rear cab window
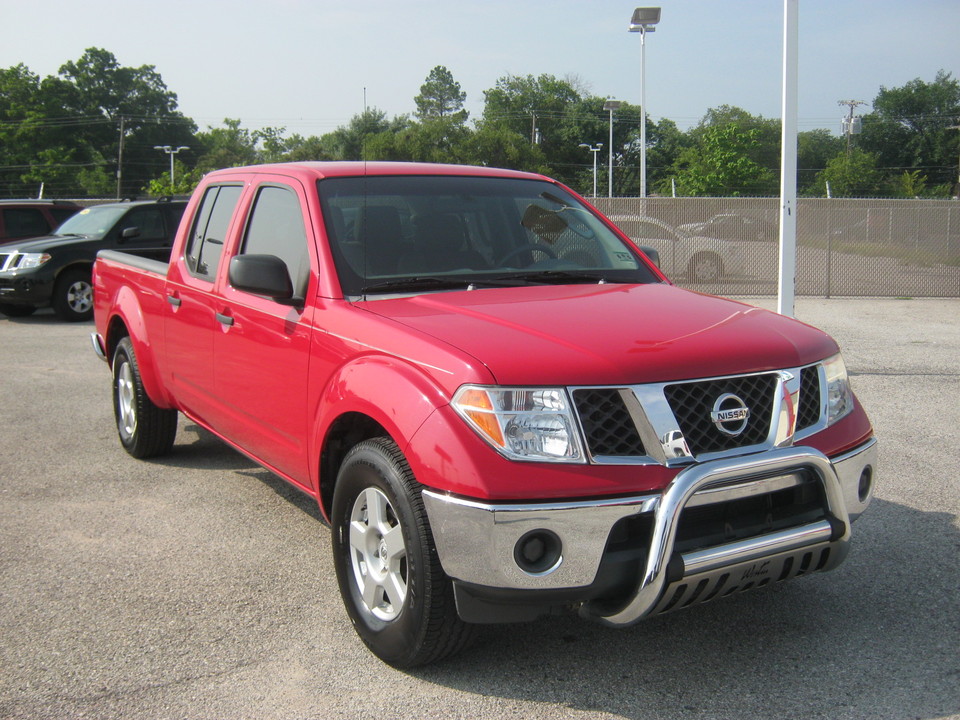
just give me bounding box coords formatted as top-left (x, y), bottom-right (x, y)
top-left (184, 185), bottom-right (244, 280)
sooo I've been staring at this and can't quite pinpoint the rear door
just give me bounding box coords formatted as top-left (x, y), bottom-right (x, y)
top-left (211, 177), bottom-right (315, 487)
top-left (163, 184), bottom-right (244, 425)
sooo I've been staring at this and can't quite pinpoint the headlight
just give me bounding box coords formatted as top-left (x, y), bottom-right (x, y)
top-left (15, 253), bottom-right (52, 270)
top-left (452, 386), bottom-right (585, 463)
top-left (823, 353), bottom-right (854, 426)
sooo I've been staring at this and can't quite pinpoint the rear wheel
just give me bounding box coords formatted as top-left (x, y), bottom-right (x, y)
top-left (331, 437), bottom-right (474, 667)
top-left (0, 303), bottom-right (37, 318)
top-left (52, 268), bottom-right (93, 321)
top-left (112, 337), bottom-right (177, 458)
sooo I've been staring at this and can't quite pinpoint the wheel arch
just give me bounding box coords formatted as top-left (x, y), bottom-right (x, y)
top-left (312, 356), bottom-right (460, 522)
top-left (102, 289), bottom-right (174, 408)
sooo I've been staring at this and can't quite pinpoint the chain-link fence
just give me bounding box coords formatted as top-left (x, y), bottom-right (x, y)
top-left (593, 197), bottom-right (960, 297)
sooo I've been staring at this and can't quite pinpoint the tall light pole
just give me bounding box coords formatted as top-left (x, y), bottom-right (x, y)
top-left (579, 143), bottom-right (603, 198)
top-left (154, 145), bottom-right (189, 186)
top-left (603, 100), bottom-right (621, 197)
top-left (629, 7), bottom-right (660, 198)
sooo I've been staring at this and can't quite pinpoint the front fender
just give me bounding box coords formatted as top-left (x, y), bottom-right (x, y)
top-left (309, 354), bottom-right (472, 501)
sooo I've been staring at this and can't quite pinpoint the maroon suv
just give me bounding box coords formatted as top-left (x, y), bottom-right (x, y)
top-left (0, 200), bottom-right (82, 245)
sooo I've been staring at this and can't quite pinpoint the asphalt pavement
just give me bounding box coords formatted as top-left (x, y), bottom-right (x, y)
top-left (1, 298), bottom-right (958, 720)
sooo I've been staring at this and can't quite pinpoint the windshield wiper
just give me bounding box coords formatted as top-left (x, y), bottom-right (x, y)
top-left (484, 270), bottom-right (611, 286)
top-left (360, 277), bottom-right (473, 294)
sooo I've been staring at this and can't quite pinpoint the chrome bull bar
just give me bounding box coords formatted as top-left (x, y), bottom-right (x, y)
top-left (580, 446), bottom-right (850, 626)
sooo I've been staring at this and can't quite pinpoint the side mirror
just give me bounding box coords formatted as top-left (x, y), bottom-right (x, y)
top-left (638, 245), bottom-right (661, 267)
top-left (119, 226), bottom-right (140, 243)
top-left (228, 254), bottom-right (298, 304)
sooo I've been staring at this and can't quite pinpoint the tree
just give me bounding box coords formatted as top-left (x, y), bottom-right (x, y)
top-left (57, 48), bottom-right (196, 196)
top-left (0, 64), bottom-right (89, 196)
top-left (797, 129), bottom-right (844, 195)
top-left (815, 148), bottom-right (884, 197)
top-left (414, 66), bottom-right (467, 121)
top-left (669, 122), bottom-right (777, 196)
top-left (859, 70), bottom-right (960, 191)
top-left (195, 119), bottom-right (259, 171)
top-left (318, 109), bottom-right (410, 160)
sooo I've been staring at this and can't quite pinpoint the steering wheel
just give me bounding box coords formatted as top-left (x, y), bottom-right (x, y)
top-left (497, 244), bottom-right (557, 266)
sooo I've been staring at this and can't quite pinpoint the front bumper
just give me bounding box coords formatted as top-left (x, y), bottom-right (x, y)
top-left (422, 439), bottom-right (876, 625)
top-left (0, 269), bottom-right (54, 307)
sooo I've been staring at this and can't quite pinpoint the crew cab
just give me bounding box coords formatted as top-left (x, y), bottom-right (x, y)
top-left (0, 197), bottom-right (185, 320)
top-left (91, 162), bottom-right (877, 667)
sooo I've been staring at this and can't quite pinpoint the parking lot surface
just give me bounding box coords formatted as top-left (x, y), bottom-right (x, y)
top-left (1, 298), bottom-right (958, 720)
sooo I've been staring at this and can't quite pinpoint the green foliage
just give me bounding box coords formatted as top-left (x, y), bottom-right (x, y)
top-left (2, 52), bottom-right (957, 200)
top-left (144, 160), bottom-right (203, 196)
top-left (797, 129), bottom-right (844, 195)
top-left (415, 66), bottom-right (467, 121)
top-left (669, 122), bottom-right (777, 196)
top-left (892, 169), bottom-right (927, 198)
top-left (859, 70), bottom-right (960, 188)
top-left (815, 148), bottom-right (884, 197)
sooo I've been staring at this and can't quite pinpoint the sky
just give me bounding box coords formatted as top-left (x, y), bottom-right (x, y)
top-left (1, 0), bottom-right (958, 139)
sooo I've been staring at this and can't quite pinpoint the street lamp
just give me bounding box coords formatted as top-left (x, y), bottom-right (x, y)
top-left (579, 143), bottom-right (603, 198)
top-left (629, 7), bottom-right (661, 198)
top-left (603, 100), bottom-right (622, 197)
top-left (153, 145), bottom-right (189, 186)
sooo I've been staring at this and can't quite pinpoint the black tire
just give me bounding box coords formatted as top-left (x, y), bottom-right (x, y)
top-left (331, 437), bottom-right (474, 667)
top-left (52, 267), bottom-right (93, 321)
top-left (112, 337), bottom-right (178, 459)
top-left (0, 303), bottom-right (37, 318)
top-left (687, 252), bottom-right (723, 283)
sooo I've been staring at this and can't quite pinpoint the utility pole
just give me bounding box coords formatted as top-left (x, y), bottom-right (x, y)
top-left (838, 100), bottom-right (866, 156)
top-left (116, 115), bottom-right (125, 199)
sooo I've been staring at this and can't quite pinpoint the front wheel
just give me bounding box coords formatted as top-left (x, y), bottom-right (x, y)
top-left (331, 437), bottom-right (474, 667)
top-left (112, 337), bottom-right (178, 458)
top-left (687, 252), bottom-right (723, 283)
top-left (52, 268), bottom-right (93, 321)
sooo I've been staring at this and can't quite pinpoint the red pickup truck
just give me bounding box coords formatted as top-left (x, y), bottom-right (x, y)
top-left (92, 162), bottom-right (877, 667)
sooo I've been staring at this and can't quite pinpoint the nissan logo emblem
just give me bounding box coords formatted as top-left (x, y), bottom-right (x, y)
top-left (710, 393), bottom-right (750, 436)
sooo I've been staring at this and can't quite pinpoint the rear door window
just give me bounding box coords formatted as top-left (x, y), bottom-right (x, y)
top-left (184, 185), bottom-right (243, 280)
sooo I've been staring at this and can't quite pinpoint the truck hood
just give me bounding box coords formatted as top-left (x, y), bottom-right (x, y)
top-left (359, 283), bottom-right (839, 386)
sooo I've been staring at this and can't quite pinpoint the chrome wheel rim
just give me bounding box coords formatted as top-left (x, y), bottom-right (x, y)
top-left (348, 486), bottom-right (407, 621)
top-left (67, 280), bottom-right (93, 313)
top-left (116, 360), bottom-right (137, 439)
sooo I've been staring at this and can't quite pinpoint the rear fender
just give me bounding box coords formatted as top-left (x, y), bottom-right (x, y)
top-left (107, 285), bottom-right (175, 408)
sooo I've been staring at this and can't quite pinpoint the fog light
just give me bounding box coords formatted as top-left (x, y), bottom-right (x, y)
top-left (514, 530), bottom-right (562, 576)
top-left (858, 467), bottom-right (873, 503)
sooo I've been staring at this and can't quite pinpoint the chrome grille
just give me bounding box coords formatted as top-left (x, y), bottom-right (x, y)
top-left (664, 374), bottom-right (777, 455)
top-left (796, 365), bottom-right (822, 431)
top-left (573, 388), bottom-right (646, 457)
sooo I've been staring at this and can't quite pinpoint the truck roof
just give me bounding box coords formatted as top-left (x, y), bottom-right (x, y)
top-left (203, 161), bottom-right (550, 183)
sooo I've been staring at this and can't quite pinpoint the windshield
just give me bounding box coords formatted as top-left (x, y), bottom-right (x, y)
top-left (55, 206), bottom-right (127, 238)
top-left (316, 175), bottom-right (658, 297)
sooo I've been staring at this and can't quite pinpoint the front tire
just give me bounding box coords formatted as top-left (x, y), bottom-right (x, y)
top-left (52, 267), bottom-right (93, 321)
top-left (331, 437), bottom-right (473, 667)
top-left (687, 252), bottom-right (723, 283)
top-left (112, 337), bottom-right (177, 458)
